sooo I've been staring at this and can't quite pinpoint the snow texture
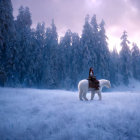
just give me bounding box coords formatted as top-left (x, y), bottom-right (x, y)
top-left (0, 88), bottom-right (140, 140)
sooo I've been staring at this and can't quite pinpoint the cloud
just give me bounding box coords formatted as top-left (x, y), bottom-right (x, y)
top-left (12, 0), bottom-right (140, 51)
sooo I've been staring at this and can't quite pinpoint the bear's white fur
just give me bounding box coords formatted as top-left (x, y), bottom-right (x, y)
top-left (78, 79), bottom-right (111, 101)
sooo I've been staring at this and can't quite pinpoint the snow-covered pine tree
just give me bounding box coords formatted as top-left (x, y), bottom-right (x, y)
top-left (120, 31), bottom-right (131, 85)
top-left (71, 33), bottom-right (81, 87)
top-left (0, 0), bottom-right (16, 85)
top-left (81, 15), bottom-right (94, 78)
top-left (59, 29), bottom-right (72, 89)
top-left (131, 43), bottom-right (140, 80)
top-left (110, 47), bottom-right (119, 85)
top-left (33, 22), bottom-right (46, 86)
top-left (35, 22), bottom-right (46, 51)
top-left (44, 20), bottom-right (58, 88)
top-left (90, 15), bottom-right (99, 74)
top-left (43, 27), bottom-right (52, 87)
top-left (49, 19), bottom-right (59, 88)
top-left (15, 6), bottom-right (32, 86)
top-left (98, 20), bottom-right (110, 80)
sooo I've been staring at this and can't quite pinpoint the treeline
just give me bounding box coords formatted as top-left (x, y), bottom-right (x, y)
top-left (0, 0), bottom-right (140, 89)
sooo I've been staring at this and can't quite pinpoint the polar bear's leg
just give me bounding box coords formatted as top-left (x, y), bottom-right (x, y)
top-left (97, 91), bottom-right (102, 100)
top-left (79, 90), bottom-right (83, 101)
top-left (91, 91), bottom-right (95, 100)
top-left (83, 91), bottom-right (88, 101)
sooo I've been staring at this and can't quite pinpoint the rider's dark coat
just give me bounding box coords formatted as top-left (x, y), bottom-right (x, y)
top-left (87, 69), bottom-right (99, 90)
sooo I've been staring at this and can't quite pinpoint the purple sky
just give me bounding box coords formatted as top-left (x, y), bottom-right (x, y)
top-left (12, 0), bottom-right (140, 51)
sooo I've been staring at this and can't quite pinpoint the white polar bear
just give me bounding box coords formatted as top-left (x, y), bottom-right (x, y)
top-left (78, 79), bottom-right (111, 101)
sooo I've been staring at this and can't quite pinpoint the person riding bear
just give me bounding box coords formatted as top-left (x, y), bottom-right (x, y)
top-left (87, 67), bottom-right (99, 90)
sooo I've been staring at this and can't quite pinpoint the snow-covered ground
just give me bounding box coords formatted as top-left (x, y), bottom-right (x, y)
top-left (0, 88), bottom-right (140, 140)
top-left (112, 79), bottom-right (140, 92)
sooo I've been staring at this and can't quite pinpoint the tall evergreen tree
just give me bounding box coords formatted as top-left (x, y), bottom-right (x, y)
top-left (110, 47), bottom-right (119, 85)
top-left (131, 43), bottom-right (140, 80)
top-left (44, 20), bottom-right (58, 88)
top-left (34, 22), bottom-right (46, 86)
top-left (0, 0), bottom-right (16, 85)
top-left (90, 15), bottom-right (99, 75)
top-left (71, 33), bottom-right (81, 87)
top-left (81, 15), bottom-right (95, 78)
top-left (98, 20), bottom-right (110, 79)
top-left (59, 29), bottom-right (72, 89)
top-left (120, 31), bottom-right (131, 85)
top-left (15, 6), bottom-right (32, 85)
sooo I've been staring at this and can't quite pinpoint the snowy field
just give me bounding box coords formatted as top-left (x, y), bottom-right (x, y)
top-left (0, 88), bottom-right (140, 140)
